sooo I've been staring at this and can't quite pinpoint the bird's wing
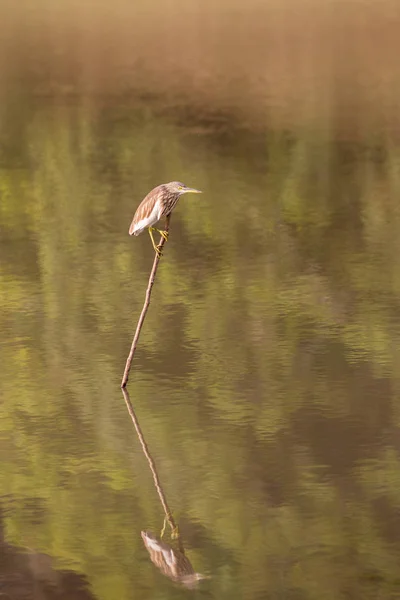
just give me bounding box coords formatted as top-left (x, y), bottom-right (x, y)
top-left (129, 186), bottom-right (163, 235)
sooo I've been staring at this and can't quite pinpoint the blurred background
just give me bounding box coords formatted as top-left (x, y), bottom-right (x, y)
top-left (1, 0), bottom-right (400, 598)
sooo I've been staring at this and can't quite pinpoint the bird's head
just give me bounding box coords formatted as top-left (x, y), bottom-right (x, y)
top-left (167, 181), bottom-right (202, 195)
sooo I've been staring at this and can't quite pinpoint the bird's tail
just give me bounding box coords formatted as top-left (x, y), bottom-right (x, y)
top-left (129, 224), bottom-right (142, 236)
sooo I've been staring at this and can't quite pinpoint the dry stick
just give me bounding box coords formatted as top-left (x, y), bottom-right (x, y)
top-left (121, 386), bottom-right (184, 553)
top-left (121, 215), bottom-right (171, 389)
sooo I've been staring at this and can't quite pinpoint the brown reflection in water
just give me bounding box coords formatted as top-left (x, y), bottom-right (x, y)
top-left (0, 517), bottom-right (94, 600)
top-left (121, 388), bottom-right (178, 542)
top-left (121, 388), bottom-right (206, 587)
top-left (141, 531), bottom-right (206, 590)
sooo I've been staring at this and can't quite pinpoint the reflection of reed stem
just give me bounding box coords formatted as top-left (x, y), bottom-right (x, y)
top-left (121, 387), bottom-right (184, 553)
top-left (121, 215), bottom-right (171, 389)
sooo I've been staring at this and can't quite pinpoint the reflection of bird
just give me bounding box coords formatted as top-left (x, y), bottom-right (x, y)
top-left (129, 182), bottom-right (202, 257)
top-left (141, 530), bottom-right (206, 589)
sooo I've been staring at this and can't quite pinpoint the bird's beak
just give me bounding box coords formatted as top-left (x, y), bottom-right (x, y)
top-left (184, 187), bottom-right (202, 194)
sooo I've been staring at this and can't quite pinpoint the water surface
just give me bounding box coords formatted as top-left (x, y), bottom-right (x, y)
top-left (1, 2), bottom-right (400, 599)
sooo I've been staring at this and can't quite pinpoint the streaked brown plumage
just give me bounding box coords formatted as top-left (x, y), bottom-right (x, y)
top-left (129, 181), bottom-right (202, 256)
top-left (141, 530), bottom-right (205, 589)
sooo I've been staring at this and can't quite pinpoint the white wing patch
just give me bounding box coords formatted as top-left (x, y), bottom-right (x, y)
top-left (130, 202), bottom-right (162, 236)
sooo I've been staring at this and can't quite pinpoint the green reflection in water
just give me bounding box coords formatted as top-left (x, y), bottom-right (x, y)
top-left (1, 97), bottom-right (400, 600)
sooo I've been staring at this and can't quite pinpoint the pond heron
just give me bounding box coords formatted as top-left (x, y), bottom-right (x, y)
top-left (129, 181), bottom-right (202, 257)
top-left (141, 530), bottom-right (206, 589)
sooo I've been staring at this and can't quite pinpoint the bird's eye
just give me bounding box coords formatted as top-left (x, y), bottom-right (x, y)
top-left (178, 185), bottom-right (183, 190)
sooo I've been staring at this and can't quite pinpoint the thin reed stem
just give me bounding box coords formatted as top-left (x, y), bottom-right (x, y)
top-left (121, 386), bottom-right (183, 551)
top-left (121, 216), bottom-right (170, 389)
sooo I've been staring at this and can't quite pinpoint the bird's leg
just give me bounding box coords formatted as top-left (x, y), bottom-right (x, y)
top-left (155, 229), bottom-right (169, 242)
top-left (160, 517), bottom-right (168, 539)
top-left (148, 228), bottom-right (162, 258)
top-left (160, 516), bottom-right (180, 540)
top-left (157, 215), bottom-right (171, 242)
top-left (148, 215), bottom-right (170, 257)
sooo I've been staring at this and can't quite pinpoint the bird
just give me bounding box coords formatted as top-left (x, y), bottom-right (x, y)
top-left (141, 530), bottom-right (206, 589)
top-left (129, 181), bottom-right (202, 257)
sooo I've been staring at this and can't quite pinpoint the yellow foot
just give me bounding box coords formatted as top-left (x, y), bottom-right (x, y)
top-left (160, 516), bottom-right (179, 540)
top-left (155, 244), bottom-right (163, 258)
top-left (156, 229), bottom-right (169, 242)
top-left (171, 525), bottom-right (180, 540)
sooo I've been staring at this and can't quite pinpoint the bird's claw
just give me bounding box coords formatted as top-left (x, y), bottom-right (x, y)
top-left (171, 525), bottom-right (180, 540)
top-left (157, 230), bottom-right (169, 242)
